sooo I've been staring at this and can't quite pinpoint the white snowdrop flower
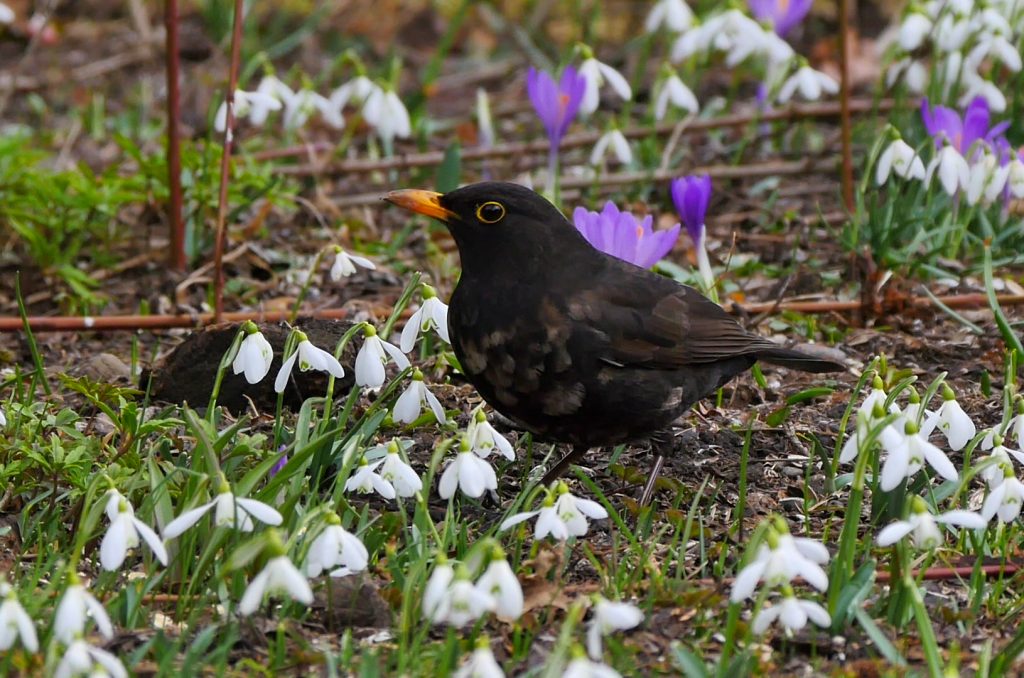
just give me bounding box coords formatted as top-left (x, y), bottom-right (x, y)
top-left (925, 145), bottom-right (971, 196)
top-left (670, 23), bottom-right (712, 62)
top-left (751, 590), bottom-right (831, 635)
top-left (362, 87), bottom-right (412, 143)
top-left (400, 285), bottom-right (450, 351)
top-left (563, 655), bottom-right (622, 678)
top-left (0, 581), bottom-right (37, 652)
top-left (425, 566), bottom-right (495, 627)
top-left (653, 72), bottom-right (699, 120)
top-left (305, 513), bottom-right (369, 578)
top-left (935, 386), bottom-right (977, 451)
top-left (54, 580), bottom-right (114, 644)
top-left (232, 321), bottom-right (274, 385)
top-left (354, 324), bottom-right (411, 389)
top-left (644, 0), bottom-right (693, 33)
top-left (100, 489), bottom-right (168, 571)
top-left (281, 89), bottom-right (332, 130)
top-left (214, 88), bottom-right (284, 133)
top-left (0, 4), bottom-right (14, 24)
top-left (422, 558), bottom-right (455, 622)
top-left (475, 550), bottom-right (523, 621)
top-left (344, 457), bottom-right (397, 499)
top-left (899, 12), bottom-right (932, 52)
top-left (55, 639), bottom-right (127, 678)
top-left (935, 13), bottom-right (971, 52)
top-left (761, 32), bottom-right (796, 64)
top-left (500, 490), bottom-right (571, 541)
top-left (454, 638), bottom-right (506, 678)
top-left (393, 369), bottom-right (446, 425)
top-left (329, 245), bottom-right (376, 281)
top-left (731, 524), bottom-right (829, 602)
top-left (554, 484), bottom-right (608, 537)
top-left (959, 73), bottom-right (1008, 114)
top-left (858, 376), bottom-right (894, 418)
top-left (468, 408), bottom-right (515, 461)
top-left (162, 482), bottom-right (283, 539)
top-left (439, 441), bottom-right (498, 499)
top-left (1008, 401), bottom-right (1024, 445)
top-left (977, 439), bottom-right (1024, 487)
top-left (887, 58), bottom-right (929, 93)
top-left (378, 440), bottom-right (423, 497)
top-left (239, 550), bottom-right (313, 615)
top-left (968, 33), bottom-right (1022, 73)
top-left (578, 54), bottom-right (632, 116)
top-left (981, 465), bottom-right (1024, 523)
top-left (1007, 156), bottom-right (1024, 198)
top-left (839, 413), bottom-right (904, 465)
top-left (777, 65), bottom-right (839, 103)
top-left (586, 596), bottom-right (643, 660)
top-left (876, 138), bottom-right (926, 184)
top-left (880, 421), bottom-right (959, 491)
top-left (273, 331), bottom-right (345, 393)
top-left (252, 75), bottom-right (294, 122)
top-left (590, 129), bottom-right (632, 167)
top-left (877, 496), bottom-right (986, 549)
top-left (329, 75), bottom-right (379, 112)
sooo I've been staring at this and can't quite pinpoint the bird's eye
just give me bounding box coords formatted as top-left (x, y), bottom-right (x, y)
top-left (476, 201), bottom-right (506, 224)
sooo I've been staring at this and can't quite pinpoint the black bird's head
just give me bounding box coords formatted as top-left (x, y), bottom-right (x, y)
top-left (385, 182), bottom-right (596, 275)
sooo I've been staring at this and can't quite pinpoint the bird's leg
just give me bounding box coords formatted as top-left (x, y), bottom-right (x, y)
top-left (540, 445), bottom-right (590, 486)
top-left (639, 429), bottom-right (674, 506)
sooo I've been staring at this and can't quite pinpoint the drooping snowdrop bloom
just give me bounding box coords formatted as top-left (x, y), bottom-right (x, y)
top-left (215, 89), bottom-right (284, 134)
top-left (330, 245), bottom-right (376, 281)
top-left (475, 548), bottom-right (524, 621)
top-left (577, 49), bottom-right (632, 116)
top-left (966, 150), bottom-right (1011, 205)
top-left (553, 482), bottom-right (609, 537)
top-left (238, 533), bottom-right (313, 615)
top-left (673, 10), bottom-right (772, 66)
top-left (563, 654), bottom-right (622, 678)
top-left (439, 439), bottom-right (498, 499)
top-left (251, 75), bottom-right (294, 124)
top-left (362, 86), bottom-right (412, 144)
top-left (839, 411), bottom-right (905, 465)
top-left (1007, 152), bottom-right (1024, 199)
top-left (454, 638), bottom-right (506, 678)
top-left (926, 146), bottom-right (971, 196)
top-left (424, 564), bottom-right (495, 627)
top-left (162, 481), bottom-right (283, 538)
top-left (344, 456), bottom-right (397, 499)
top-left (328, 74), bottom-right (379, 115)
top-left (54, 578), bottom-right (114, 644)
top-left (572, 200), bottom-right (679, 268)
top-left (586, 596), bottom-right (643, 660)
top-left (858, 375), bottom-right (895, 419)
top-left (982, 465), bottom-right (1024, 523)
top-left (751, 588), bottom-right (831, 635)
top-left (977, 437), bottom-right (1024, 487)
top-left (886, 58), bottom-right (928, 93)
top-left (231, 321), bottom-right (274, 385)
top-left (422, 557), bottom-right (455, 621)
top-left (100, 489), bottom-right (168, 571)
top-left (305, 512), bottom-right (369, 577)
top-left (731, 521), bottom-right (829, 601)
top-left (354, 323), bottom-right (411, 389)
top-left (468, 408), bottom-right (516, 461)
top-left (378, 440), bottom-right (423, 497)
top-left (500, 491), bottom-right (570, 541)
top-left (671, 174), bottom-right (714, 290)
top-left (898, 10), bottom-right (932, 52)
top-left (876, 137), bottom-right (926, 185)
top-left (590, 129), bottom-right (633, 167)
top-left (748, 0), bottom-right (812, 38)
top-left (776, 63), bottom-right (839, 103)
top-left (644, 0), bottom-right (693, 33)
top-left (281, 88), bottom-right (334, 130)
top-left (653, 69), bottom-right (699, 120)
top-left (935, 385), bottom-right (977, 451)
top-left (880, 420), bottom-right (959, 491)
top-left (393, 369), bottom-right (446, 425)
top-left (55, 639), bottom-right (127, 678)
top-left (0, 581), bottom-right (37, 652)
top-left (400, 284), bottom-right (450, 351)
top-left (273, 331), bottom-right (345, 393)
top-left (877, 496), bottom-right (987, 549)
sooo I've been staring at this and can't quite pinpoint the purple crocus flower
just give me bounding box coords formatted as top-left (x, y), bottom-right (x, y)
top-left (269, 448), bottom-right (288, 478)
top-left (670, 175), bottom-right (715, 290)
top-left (921, 96), bottom-right (1009, 155)
top-left (528, 66), bottom-right (587, 197)
top-left (527, 66), bottom-right (587, 148)
top-left (748, 0), bottom-right (812, 38)
top-left (573, 201), bottom-right (679, 269)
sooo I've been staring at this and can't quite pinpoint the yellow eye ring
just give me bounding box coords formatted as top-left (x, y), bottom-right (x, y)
top-left (476, 201), bottom-right (506, 224)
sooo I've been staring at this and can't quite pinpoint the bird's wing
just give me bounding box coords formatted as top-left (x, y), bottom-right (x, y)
top-left (570, 266), bottom-right (775, 369)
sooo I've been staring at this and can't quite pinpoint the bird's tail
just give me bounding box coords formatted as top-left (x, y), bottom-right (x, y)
top-left (753, 346), bottom-right (846, 373)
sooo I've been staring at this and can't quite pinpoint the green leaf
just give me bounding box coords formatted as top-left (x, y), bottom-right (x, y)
top-left (435, 142), bottom-right (461, 194)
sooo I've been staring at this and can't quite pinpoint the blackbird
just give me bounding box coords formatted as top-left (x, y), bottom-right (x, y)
top-left (386, 182), bottom-right (845, 503)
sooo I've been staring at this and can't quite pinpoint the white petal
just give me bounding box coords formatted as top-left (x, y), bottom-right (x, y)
top-left (100, 514), bottom-right (131, 571)
top-left (935, 509), bottom-right (987, 529)
top-left (132, 517), bottom-right (169, 565)
top-left (238, 567), bottom-right (271, 615)
top-left (273, 351), bottom-right (300, 393)
top-left (393, 383), bottom-right (423, 424)
top-left (236, 497), bottom-right (284, 526)
top-left (163, 500), bottom-right (216, 539)
top-left (876, 520), bottom-right (915, 546)
top-left (400, 309), bottom-right (424, 353)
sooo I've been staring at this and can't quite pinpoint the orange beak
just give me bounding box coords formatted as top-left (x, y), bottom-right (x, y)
top-left (384, 189), bottom-right (457, 222)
